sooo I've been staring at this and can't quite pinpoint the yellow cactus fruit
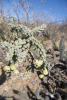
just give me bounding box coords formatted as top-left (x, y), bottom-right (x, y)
top-left (18, 59), bottom-right (22, 63)
top-left (14, 69), bottom-right (19, 74)
top-left (42, 67), bottom-right (48, 75)
top-left (27, 70), bottom-right (32, 74)
top-left (39, 74), bottom-right (44, 79)
top-left (33, 59), bottom-right (43, 68)
top-left (10, 64), bottom-right (16, 71)
top-left (4, 66), bottom-right (10, 71)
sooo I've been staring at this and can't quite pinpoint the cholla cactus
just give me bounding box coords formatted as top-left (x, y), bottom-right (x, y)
top-left (8, 23), bottom-right (47, 39)
top-left (0, 38), bottom-right (30, 63)
top-left (0, 23), bottom-right (50, 74)
top-left (0, 41), bottom-right (14, 62)
top-left (29, 37), bottom-right (48, 68)
top-left (31, 24), bottom-right (47, 34)
top-left (59, 36), bottom-right (65, 61)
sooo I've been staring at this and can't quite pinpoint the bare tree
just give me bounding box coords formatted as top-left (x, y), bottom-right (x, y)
top-left (13, 2), bottom-right (20, 24)
top-left (0, 0), bottom-right (4, 19)
top-left (18, 0), bottom-right (31, 24)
